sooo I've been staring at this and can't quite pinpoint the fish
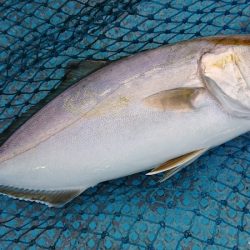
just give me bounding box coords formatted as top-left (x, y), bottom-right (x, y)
top-left (0, 35), bottom-right (249, 207)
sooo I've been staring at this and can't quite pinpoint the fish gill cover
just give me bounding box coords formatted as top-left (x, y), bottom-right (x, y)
top-left (0, 0), bottom-right (249, 249)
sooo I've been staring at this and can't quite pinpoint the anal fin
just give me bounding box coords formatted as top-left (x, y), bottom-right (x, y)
top-left (160, 164), bottom-right (188, 182)
top-left (0, 185), bottom-right (84, 207)
top-left (147, 149), bottom-right (207, 176)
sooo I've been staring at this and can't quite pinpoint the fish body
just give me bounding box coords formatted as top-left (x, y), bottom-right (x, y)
top-left (0, 36), bottom-right (249, 206)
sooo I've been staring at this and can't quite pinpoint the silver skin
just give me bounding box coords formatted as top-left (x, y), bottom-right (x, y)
top-left (0, 36), bottom-right (249, 206)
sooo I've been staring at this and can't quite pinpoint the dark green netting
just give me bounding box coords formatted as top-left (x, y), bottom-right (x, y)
top-left (0, 0), bottom-right (249, 249)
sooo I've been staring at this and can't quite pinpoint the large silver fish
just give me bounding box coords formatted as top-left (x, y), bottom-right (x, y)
top-left (0, 36), bottom-right (249, 207)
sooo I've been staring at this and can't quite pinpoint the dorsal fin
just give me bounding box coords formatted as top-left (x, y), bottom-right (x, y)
top-left (147, 149), bottom-right (207, 176)
top-left (63, 60), bottom-right (108, 84)
top-left (0, 60), bottom-right (109, 147)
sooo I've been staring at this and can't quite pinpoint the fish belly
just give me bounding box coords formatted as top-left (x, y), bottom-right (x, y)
top-left (0, 102), bottom-right (248, 192)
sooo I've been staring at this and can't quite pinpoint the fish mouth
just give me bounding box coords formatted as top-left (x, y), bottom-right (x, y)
top-left (199, 43), bottom-right (250, 119)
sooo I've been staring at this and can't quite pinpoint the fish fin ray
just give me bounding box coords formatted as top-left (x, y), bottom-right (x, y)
top-left (0, 185), bottom-right (84, 207)
top-left (143, 87), bottom-right (205, 111)
top-left (159, 165), bottom-right (185, 182)
top-left (147, 149), bottom-right (207, 176)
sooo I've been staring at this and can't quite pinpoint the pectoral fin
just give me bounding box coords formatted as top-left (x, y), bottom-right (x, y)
top-left (0, 185), bottom-right (84, 207)
top-left (143, 87), bottom-right (205, 111)
top-left (147, 149), bottom-right (207, 176)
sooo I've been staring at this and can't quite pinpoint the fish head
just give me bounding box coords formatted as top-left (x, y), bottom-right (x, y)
top-left (200, 37), bottom-right (250, 118)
